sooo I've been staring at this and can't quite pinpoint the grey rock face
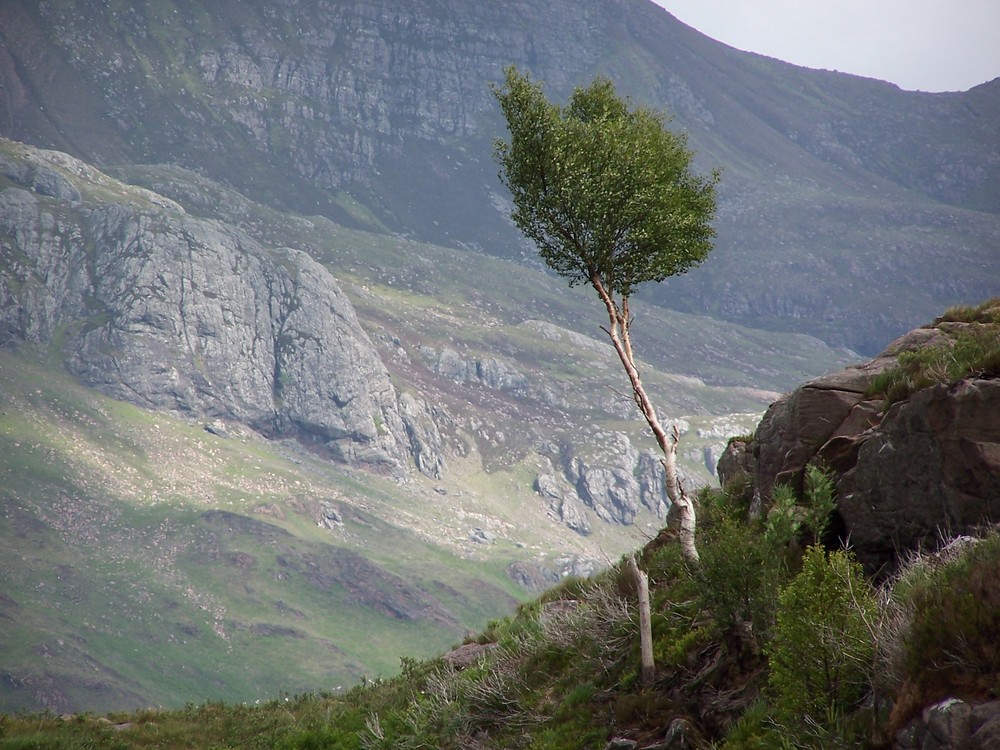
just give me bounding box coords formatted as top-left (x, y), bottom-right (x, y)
top-left (560, 433), bottom-right (641, 526)
top-left (397, 392), bottom-right (448, 479)
top-left (534, 433), bottom-right (694, 532)
top-left (426, 346), bottom-right (528, 395)
top-left (576, 464), bottom-right (641, 526)
top-left (896, 698), bottom-right (1000, 750)
top-left (0, 145), bottom-right (441, 475)
top-left (637, 449), bottom-right (670, 519)
top-left (0, 153), bottom-right (81, 202)
top-left (534, 470), bottom-right (591, 536)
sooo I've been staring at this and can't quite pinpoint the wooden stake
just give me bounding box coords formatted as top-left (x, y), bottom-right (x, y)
top-left (628, 554), bottom-right (655, 687)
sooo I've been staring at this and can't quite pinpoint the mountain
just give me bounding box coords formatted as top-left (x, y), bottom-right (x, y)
top-left (1, 0), bottom-right (998, 353)
top-left (0, 136), bottom-right (846, 712)
top-left (0, 0), bottom-right (998, 714)
top-left (3, 302), bottom-right (999, 745)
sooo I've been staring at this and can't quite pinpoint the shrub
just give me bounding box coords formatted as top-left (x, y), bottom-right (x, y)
top-left (767, 546), bottom-right (877, 733)
top-left (697, 513), bottom-right (787, 655)
top-left (891, 535), bottom-right (1000, 711)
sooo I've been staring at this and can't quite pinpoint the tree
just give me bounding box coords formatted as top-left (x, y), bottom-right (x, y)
top-left (493, 66), bottom-right (718, 562)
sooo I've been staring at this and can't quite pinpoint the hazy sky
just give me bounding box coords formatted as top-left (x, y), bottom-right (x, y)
top-left (650, 0), bottom-right (1000, 92)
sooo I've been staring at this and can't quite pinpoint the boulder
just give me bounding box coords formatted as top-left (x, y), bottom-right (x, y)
top-left (839, 378), bottom-right (1000, 574)
top-left (896, 698), bottom-right (1000, 750)
top-left (715, 440), bottom-right (748, 485)
top-left (745, 320), bottom-right (1000, 575)
top-left (753, 358), bottom-right (890, 500)
top-left (442, 642), bottom-right (497, 670)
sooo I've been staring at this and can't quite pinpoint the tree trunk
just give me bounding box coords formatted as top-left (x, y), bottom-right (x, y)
top-left (591, 275), bottom-right (699, 562)
top-left (628, 554), bottom-right (656, 687)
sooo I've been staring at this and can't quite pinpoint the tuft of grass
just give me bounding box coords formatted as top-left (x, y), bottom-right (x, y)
top-left (867, 318), bottom-right (1000, 408)
top-left (888, 535), bottom-right (1000, 719)
top-left (934, 297), bottom-right (1000, 324)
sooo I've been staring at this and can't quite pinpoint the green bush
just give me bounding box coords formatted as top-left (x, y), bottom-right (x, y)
top-left (767, 546), bottom-right (876, 733)
top-left (764, 466), bottom-right (836, 550)
top-left (897, 535), bottom-right (1000, 702)
top-left (697, 513), bottom-right (787, 654)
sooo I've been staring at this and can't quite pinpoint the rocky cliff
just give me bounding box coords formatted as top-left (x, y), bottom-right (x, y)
top-left (0, 139), bottom-right (445, 475)
top-left (719, 300), bottom-right (1000, 575)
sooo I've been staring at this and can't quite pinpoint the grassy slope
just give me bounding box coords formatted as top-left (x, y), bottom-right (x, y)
top-left (6, 480), bottom-right (998, 750)
top-left (0, 350), bottom-right (527, 713)
top-left (0, 152), bottom-right (855, 713)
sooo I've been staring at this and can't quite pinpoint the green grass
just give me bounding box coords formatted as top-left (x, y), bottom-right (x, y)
top-left (867, 306), bottom-right (1000, 408)
top-left (0, 350), bottom-right (538, 714)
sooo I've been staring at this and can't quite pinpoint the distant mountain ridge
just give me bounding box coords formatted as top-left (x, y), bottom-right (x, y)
top-left (1, 0), bottom-right (999, 713)
top-left (1, 0), bottom-right (998, 352)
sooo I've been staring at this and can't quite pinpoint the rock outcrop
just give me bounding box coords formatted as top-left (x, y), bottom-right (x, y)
top-left (838, 377), bottom-right (1000, 574)
top-left (534, 467), bottom-right (591, 536)
top-left (535, 432), bottom-right (699, 534)
top-left (422, 346), bottom-right (529, 396)
top-left (0, 140), bottom-right (446, 476)
top-left (726, 314), bottom-right (1000, 574)
top-left (896, 698), bottom-right (1000, 750)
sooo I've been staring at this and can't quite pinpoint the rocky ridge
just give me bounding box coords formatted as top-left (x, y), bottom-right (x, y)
top-left (0, 139), bottom-right (444, 476)
top-left (719, 302), bottom-right (1000, 575)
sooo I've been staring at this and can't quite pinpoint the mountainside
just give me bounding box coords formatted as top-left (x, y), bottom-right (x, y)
top-left (1, 0), bottom-right (998, 716)
top-left (0, 136), bottom-right (852, 712)
top-left (3, 304), bottom-right (999, 747)
top-left (0, 346), bottom-right (523, 713)
top-left (1, 0), bottom-right (998, 352)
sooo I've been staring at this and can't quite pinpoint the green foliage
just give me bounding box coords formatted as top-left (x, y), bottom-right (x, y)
top-left (803, 466), bottom-right (836, 539)
top-left (694, 468), bottom-right (840, 656)
top-left (697, 512), bottom-right (788, 653)
top-left (896, 535), bottom-right (1000, 699)
top-left (763, 483), bottom-right (801, 549)
top-left (719, 698), bottom-right (788, 750)
top-left (767, 546), bottom-right (877, 734)
top-left (765, 466), bottom-right (837, 548)
top-left (493, 66), bottom-right (718, 298)
top-left (866, 322), bottom-right (1000, 408)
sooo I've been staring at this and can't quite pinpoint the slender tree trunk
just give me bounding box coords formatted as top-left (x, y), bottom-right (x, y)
top-left (628, 554), bottom-right (655, 687)
top-left (591, 274), bottom-right (699, 563)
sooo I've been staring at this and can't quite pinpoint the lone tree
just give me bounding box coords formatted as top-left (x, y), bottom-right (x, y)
top-left (493, 67), bottom-right (718, 562)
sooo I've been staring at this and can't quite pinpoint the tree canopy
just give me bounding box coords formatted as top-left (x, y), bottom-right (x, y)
top-left (492, 66), bottom-right (718, 299)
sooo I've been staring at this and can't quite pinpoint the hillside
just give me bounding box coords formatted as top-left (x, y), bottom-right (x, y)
top-left (1, 0), bottom-right (998, 352)
top-left (1, 0), bottom-right (999, 718)
top-left (0, 138), bottom-right (853, 713)
top-left (3, 302), bottom-right (999, 747)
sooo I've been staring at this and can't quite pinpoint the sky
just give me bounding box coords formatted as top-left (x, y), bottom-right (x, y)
top-left (650, 0), bottom-right (1000, 92)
